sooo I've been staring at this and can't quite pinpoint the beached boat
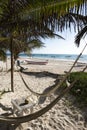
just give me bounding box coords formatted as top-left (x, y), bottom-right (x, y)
top-left (25, 60), bottom-right (48, 65)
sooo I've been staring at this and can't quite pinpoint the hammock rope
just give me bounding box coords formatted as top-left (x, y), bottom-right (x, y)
top-left (0, 65), bottom-right (86, 124)
top-left (0, 44), bottom-right (87, 124)
top-left (18, 44), bottom-right (87, 97)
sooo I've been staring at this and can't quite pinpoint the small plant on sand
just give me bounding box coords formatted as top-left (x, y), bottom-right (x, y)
top-left (68, 72), bottom-right (87, 106)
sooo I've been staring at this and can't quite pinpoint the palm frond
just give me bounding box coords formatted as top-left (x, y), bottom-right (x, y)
top-left (0, 49), bottom-right (6, 61)
top-left (0, 37), bottom-right (10, 49)
top-left (69, 12), bottom-right (87, 25)
top-left (25, 39), bottom-right (45, 56)
top-left (28, 39), bottom-right (45, 49)
top-left (0, 0), bottom-right (85, 32)
top-left (75, 25), bottom-right (87, 46)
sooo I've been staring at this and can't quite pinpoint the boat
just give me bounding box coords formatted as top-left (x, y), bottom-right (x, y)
top-left (25, 60), bottom-right (48, 65)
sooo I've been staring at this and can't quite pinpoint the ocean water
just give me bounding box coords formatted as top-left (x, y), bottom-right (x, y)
top-left (18, 53), bottom-right (87, 63)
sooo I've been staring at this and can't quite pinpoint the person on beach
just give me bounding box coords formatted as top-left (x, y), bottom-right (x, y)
top-left (17, 60), bottom-right (27, 72)
top-left (17, 60), bottom-right (20, 66)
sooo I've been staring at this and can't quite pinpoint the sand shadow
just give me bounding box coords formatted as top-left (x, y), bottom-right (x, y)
top-left (0, 103), bottom-right (13, 116)
top-left (22, 70), bottom-right (59, 79)
top-left (54, 87), bottom-right (87, 125)
top-left (74, 62), bottom-right (86, 67)
top-left (38, 78), bottom-right (60, 104)
top-left (21, 70), bottom-right (64, 104)
top-left (66, 94), bottom-right (87, 125)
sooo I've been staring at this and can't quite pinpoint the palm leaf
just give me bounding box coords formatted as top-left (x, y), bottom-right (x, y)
top-left (0, 0), bottom-right (85, 32)
top-left (28, 39), bottom-right (45, 49)
top-left (75, 25), bottom-right (87, 46)
top-left (0, 49), bottom-right (6, 61)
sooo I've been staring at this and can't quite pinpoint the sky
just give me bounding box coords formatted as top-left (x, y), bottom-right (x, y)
top-left (32, 28), bottom-right (87, 55)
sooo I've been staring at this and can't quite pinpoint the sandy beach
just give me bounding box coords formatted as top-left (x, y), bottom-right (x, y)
top-left (0, 58), bottom-right (87, 130)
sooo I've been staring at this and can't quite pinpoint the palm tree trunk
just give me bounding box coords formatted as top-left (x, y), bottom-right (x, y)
top-left (10, 35), bottom-right (14, 92)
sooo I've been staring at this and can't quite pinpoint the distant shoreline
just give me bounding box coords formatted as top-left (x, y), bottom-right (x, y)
top-left (6, 53), bottom-right (87, 63)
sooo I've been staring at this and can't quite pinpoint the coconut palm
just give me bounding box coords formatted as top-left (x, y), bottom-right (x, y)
top-left (0, 37), bottom-right (44, 60)
top-left (0, 0), bottom-right (60, 92)
top-left (0, 0), bottom-right (85, 92)
top-left (0, 0), bottom-right (86, 128)
top-left (0, 0), bottom-right (54, 92)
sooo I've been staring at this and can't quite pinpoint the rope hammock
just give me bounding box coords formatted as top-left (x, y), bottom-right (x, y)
top-left (18, 44), bottom-right (87, 97)
top-left (0, 44), bottom-right (87, 124)
top-left (0, 66), bottom-right (86, 124)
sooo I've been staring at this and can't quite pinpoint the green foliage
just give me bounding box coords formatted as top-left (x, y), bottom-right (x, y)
top-left (68, 72), bottom-right (87, 106)
top-left (0, 48), bottom-right (6, 61)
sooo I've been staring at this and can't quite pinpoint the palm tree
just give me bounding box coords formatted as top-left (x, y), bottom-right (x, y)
top-left (0, 37), bottom-right (44, 61)
top-left (0, 0), bottom-right (87, 128)
top-left (0, 0), bottom-right (58, 92)
top-left (0, 0), bottom-right (85, 92)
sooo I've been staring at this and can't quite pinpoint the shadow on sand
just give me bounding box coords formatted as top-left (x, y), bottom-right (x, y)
top-left (22, 70), bottom-right (59, 79)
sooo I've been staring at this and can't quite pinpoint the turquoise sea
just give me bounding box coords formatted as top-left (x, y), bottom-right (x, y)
top-left (18, 53), bottom-right (87, 63)
top-left (7, 53), bottom-right (87, 63)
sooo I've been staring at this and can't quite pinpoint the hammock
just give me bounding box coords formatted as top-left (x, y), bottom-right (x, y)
top-left (18, 44), bottom-right (87, 97)
top-left (0, 44), bottom-right (87, 124)
top-left (0, 65), bottom-right (87, 124)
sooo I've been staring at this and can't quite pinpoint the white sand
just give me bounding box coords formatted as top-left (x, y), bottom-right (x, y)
top-left (0, 58), bottom-right (87, 130)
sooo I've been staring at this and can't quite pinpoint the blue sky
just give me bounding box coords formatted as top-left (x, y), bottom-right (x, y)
top-left (33, 28), bottom-right (87, 55)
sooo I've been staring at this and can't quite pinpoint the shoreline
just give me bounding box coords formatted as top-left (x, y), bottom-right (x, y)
top-left (18, 56), bottom-right (87, 64)
top-left (6, 53), bottom-right (87, 64)
top-left (0, 57), bottom-right (87, 74)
